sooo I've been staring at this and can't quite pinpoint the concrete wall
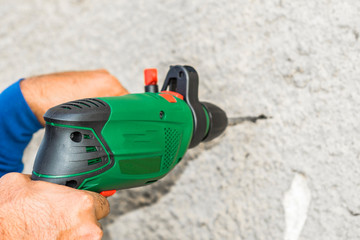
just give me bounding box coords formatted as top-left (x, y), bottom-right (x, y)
top-left (1, 0), bottom-right (359, 239)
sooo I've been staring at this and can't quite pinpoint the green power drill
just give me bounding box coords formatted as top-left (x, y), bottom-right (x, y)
top-left (31, 65), bottom-right (227, 197)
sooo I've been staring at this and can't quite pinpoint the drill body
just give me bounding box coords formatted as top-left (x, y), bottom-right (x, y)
top-left (32, 66), bottom-right (227, 194)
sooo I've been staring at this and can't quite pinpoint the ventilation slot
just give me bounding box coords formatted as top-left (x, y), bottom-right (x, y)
top-left (88, 158), bottom-right (102, 165)
top-left (162, 128), bottom-right (180, 171)
top-left (91, 98), bottom-right (106, 106)
top-left (86, 146), bottom-right (97, 152)
top-left (73, 101), bottom-right (91, 108)
top-left (83, 99), bottom-right (99, 107)
top-left (64, 103), bottom-right (82, 109)
top-left (59, 98), bottom-right (107, 110)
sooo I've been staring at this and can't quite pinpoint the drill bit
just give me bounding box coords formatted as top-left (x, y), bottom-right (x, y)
top-left (227, 114), bottom-right (267, 126)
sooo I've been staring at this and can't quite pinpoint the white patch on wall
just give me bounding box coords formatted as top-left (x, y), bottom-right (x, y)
top-left (283, 173), bottom-right (311, 240)
top-left (22, 129), bottom-right (44, 174)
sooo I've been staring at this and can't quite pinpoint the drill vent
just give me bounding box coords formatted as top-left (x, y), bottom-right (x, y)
top-left (60, 98), bottom-right (106, 110)
top-left (162, 128), bottom-right (180, 171)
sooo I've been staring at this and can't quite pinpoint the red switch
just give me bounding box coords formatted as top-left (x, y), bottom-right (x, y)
top-left (160, 91), bottom-right (184, 100)
top-left (159, 93), bottom-right (177, 103)
top-left (100, 190), bottom-right (116, 197)
top-left (144, 68), bottom-right (158, 86)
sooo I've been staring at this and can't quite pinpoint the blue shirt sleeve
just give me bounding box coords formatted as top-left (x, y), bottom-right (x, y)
top-left (0, 80), bottom-right (42, 176)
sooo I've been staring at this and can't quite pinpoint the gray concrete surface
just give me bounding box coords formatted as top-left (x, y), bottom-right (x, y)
top-left (1, 0), bottom-right (359, 239)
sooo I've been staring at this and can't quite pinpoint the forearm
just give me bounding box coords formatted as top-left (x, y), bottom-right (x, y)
top-left (21, 69), bottom-right (128, 125)
top-left (0, 69), bottom-right (128, 176)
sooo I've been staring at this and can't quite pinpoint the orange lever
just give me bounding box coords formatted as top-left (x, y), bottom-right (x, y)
top-left (100, 190), bottom-right (116, 197)
top-left (144, 68), bottom-right (158, 86)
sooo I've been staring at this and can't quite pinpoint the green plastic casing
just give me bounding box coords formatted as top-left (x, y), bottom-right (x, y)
top-left (75, 93), bottom-right (193, 192)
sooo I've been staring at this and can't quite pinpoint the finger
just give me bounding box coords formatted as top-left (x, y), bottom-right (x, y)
top-left (0, 172), bottom-right (31, 184)
top-left (85, 191), bottom-right (110, 220)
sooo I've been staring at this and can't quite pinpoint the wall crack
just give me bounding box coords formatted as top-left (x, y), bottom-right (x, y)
top-left (228, 114), bottom-right (269, 126)
top-left (347, 208), bottom-right (360, 217)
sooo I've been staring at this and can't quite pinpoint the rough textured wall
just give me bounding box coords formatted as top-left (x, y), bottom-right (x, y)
top-left (1, 0), bottom-right (359, 239)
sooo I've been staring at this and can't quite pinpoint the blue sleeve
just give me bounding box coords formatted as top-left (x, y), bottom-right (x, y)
top-left (0, 80), bottom-right (42, 176)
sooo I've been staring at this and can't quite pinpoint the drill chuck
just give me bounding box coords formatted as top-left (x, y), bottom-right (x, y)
top-left (201, 102), bottom-right (228, 142)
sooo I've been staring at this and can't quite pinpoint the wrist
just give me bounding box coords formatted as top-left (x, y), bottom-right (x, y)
top-left (20, 78), bottom-right (45, 126)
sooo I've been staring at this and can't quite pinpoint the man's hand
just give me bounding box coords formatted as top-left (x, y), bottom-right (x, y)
top-left (0, 173), bottom-right (109, 240)
top-left (20, 69), bottom-right (129, 125)
top-left (0, 69), bottom-right (125, 239)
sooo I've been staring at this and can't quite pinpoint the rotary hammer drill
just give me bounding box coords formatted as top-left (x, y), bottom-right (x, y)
top-left (31, 65), bottom-right (227, 197)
